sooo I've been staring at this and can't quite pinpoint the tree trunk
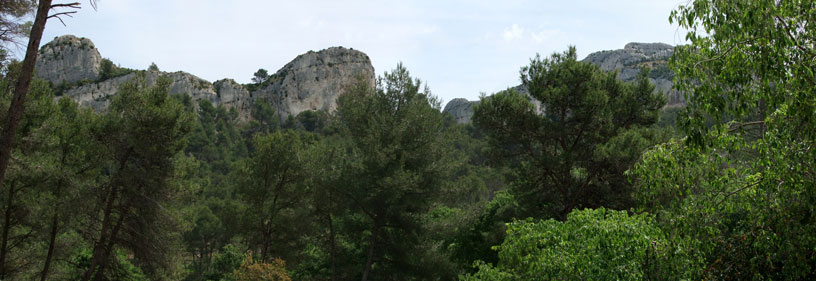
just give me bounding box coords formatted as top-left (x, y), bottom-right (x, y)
top-left (40, 199), bottom-right (60, 281)
top-left (328, 214), bottom-right (337, 281)
top-left (0, 181), bottom-right (15, 279)
top-left (92, 206), bottom-right (127, 281)
top-left (360, 222), bottom-right (379, 281)
top-left (261, 227), bottom-right (269, 263)
top-left (83, 150), bottom-right (130, 281)
top-left (0, 0), bottom-right (52, 193)
top-left (0, 0), bottom-right (53, 275)
top-left (82, 184), bottom-right (118, 281)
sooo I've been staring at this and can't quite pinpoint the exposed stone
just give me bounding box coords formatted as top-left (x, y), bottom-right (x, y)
top-left (253, 47), bottom-right (376, 118)
top-left (443, 85), bottom-right (543, 125)
top-left (42, 36), bottom-right (375, 122)
top-left (582, 42), bottom-right (682, 105)
top-left (214, 79), bottom-right (252, 121)
top-left (35, 35), bottom-right (102, 85)
top-left (444, 43), bottom-right (681, 124)
top-left (443, 98), bottom-right (479, 124)
top-left (61, 70), bottom-right (222, 112)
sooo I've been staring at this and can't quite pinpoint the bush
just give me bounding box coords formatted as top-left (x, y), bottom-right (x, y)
top-left (234, 255), bottom-right (290, 281)
top-left (462, 208), bottom-right (701, 280)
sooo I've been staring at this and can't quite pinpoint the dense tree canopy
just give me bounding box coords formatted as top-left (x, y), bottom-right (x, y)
top-left (473, 47), bottom-right (665, 220)
top-left (631, 0), bottom-right (816, 279)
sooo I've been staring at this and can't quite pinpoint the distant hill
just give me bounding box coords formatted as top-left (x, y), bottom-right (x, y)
top-left (444, 42), bottom-right (681, 124)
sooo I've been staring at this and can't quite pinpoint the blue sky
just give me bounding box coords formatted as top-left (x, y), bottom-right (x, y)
top-left (39, 0), bottom-right (688, 104)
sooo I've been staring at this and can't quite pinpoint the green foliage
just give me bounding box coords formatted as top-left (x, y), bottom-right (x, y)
top-left (252, 68), bottom-right (270, 84)
top-left (79, 76), bottom-right (192, 280)
top-left (99, 58), bottom-right (136, 81)
top-left (148, 62), bottom-right (160, 72)
top-left (234, 129), bottom-right (312, 264)
top-left (447, 190), bottom-right (516, 274)
top-left (473, 47), bottom-right (665, 220)
top-left (205, 244), bottom-right (245, 281)
top-left (69, 248), bottom-right (150, 281)
top-left (463, 208), bottom-right (701, 281)
top-left (332, 63), bottom-right (453, 279)
top-left (629, 0), bottom-right (816, 279)
top-left (295, 110), bottom-right (330, 133)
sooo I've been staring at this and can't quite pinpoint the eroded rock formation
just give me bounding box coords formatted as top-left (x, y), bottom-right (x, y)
top-left (35, 36), bottom-right (375, 122)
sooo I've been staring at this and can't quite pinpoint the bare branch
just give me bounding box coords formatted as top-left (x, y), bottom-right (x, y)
top-left (47, 11), bottom-right (76, 27)
top-left (50, 2), bottom-right (81, 9)
top-left (775, 15), bottom-right (816, 60)
top-left (728, 120), bottom-right (765, 132)
top-left (715, 180), bottom-right (761, 207)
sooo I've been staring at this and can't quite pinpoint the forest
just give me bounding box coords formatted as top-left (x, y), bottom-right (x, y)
top-left (0, 0), bottom-right (815, 280)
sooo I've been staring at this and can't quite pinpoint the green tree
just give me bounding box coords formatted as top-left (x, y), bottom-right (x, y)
top-left (0, 0), bottom-right (34, 72)
top-left (234, 130), bottom-right (311, 264)
top-left (462, 208), bottom-right (700, 280)
top-left (81, 77), bottom-right (191, 281)
top-left (0, 78), bottom-right (65, 279)
top-left (36, 98), bottom-right (101, 281)
top-left (335, 64), bottom-right (450, 281)
top-left (473, 47), bottom-right (665, 220)
top-left (0, 0), bottom-right (97, 200)
top-left (252, 68), bottom-right (269, 84)
top-left (632, 0), bottom-right (816, 279)
top-left (148, 62), bottom-right (160, 72)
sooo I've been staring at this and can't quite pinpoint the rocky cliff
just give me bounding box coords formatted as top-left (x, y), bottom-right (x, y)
top-left (253, 47), bottom-right (375, 118)
top-left (36, 36), bottom-right (375, 121)
top-left (443, 98), bottom-right (480, 124)
top-left (443, 42), bottom-right (680, 124)
top-left (583, 42), bottom-right (681, 105)
top-left (36, 35), bottom-right (102, 84)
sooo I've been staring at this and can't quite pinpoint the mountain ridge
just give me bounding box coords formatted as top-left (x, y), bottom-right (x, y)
top-left (35, 35), bottom-right (376, 121)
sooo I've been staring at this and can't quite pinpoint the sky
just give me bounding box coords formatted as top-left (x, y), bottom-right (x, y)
top-left (36, 0), bottom-right (689, 105)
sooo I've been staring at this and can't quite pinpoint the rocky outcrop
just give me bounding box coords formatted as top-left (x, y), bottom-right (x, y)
top-left (214, 79), bottom-right (252, 120)
top-left (253, 47), bottom-right (375, 118)
top-left (443, 85), bottom-right (544, 124)
top-left (41, 36), bottom-right (375, 121)
top-left (36, 35), bottom-right (102, 84)
top-left (443, 42), bottom-right (680, 124)
top-left (61, 70), bottom-right (224, 112)
top-left (582, 42), bottom-right (681, 105)
top-left (443, 98), bottom-right (479, 124)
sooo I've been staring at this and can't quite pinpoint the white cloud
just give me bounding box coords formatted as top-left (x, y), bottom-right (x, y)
top-left (530, 29), bottom-right (562, 44)
top-left (502, 24), bottom-right (524, 40)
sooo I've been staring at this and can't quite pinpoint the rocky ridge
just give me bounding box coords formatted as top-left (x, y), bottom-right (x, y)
top-left (36, 35), bottom-right (375, 121)
top-left (443, 42), bottom-right (680, 124)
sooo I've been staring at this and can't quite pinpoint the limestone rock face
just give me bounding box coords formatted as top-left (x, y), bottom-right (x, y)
top-left (582, 42), bottom-right (681, 105)
top-left (253, 47), bottom-right (376, 118)
top-left (61, 71), bottom-right (224, 112)
top-left (35, 35), bottom-right (102, 85)
top-left (41, 36), bottom-right (375, 122)
top-left (214, 79), bottom-right (252, 121)
top-left (443, 98), bottom-right (480, 124)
